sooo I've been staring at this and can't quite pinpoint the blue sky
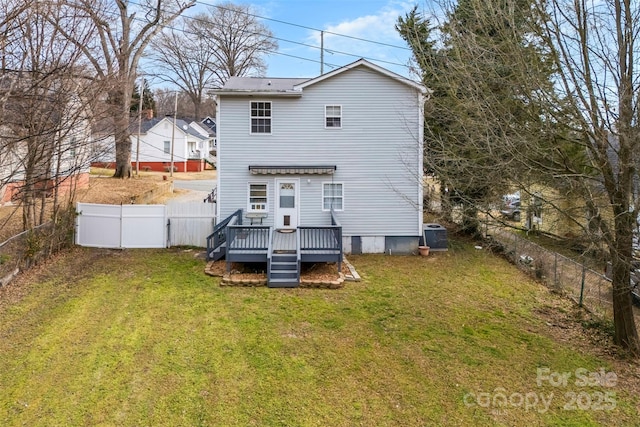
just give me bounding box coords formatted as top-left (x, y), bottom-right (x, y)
top-left (194, 0), bottom-right (420, 80)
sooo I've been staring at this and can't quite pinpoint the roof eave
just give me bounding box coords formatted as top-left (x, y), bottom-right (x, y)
top-left (214, 90), bottom-right (303, 97)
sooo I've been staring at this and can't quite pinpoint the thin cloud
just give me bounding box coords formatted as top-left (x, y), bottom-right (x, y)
top-left (307, 1), bottom-right (415, 70)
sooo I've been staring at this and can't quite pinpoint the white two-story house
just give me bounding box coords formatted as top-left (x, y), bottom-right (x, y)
top-left (209, 59), bottom-right (426, 286)
top-left (214, 58), bottom-right (426, 256)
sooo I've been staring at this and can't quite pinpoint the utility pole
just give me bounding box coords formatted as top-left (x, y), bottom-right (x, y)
top-left (170, 91), bottom-right (177, 177)
top-left (135, 78), bottom-right (144, 176)
top-left (320, 31), bottom-right (324, 75)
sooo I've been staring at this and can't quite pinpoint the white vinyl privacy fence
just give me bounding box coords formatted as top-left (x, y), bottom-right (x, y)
top-left (76, 202), bottom-right (216, 249)
top-left (166, 201), bottom-right (217, 247)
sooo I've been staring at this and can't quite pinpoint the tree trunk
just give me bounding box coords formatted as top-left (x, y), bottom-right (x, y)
top-left (112, 87), bottom-right (132, 178)
top-left (461, 202), bottom-right (480, 237)
top-left (610, 210), bottom-right (640, 354)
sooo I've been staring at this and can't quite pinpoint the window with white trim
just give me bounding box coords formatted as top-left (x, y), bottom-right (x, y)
top-left (248, 183), bottom-right (268, 212)
top-left (322, 183), bottom-right (343, 211)
top-left (163, 140), bottom-right (170, 154)
top-left (325, 105), bottom-right (342, 128)
top-left (251, 101), bottom-right (271, 134)
top-left (69, 137), bottom-right (77, 157)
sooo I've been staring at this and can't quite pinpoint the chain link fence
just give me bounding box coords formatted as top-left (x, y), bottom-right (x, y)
top-left (0, 217), bottom-right (74, 286)
top-left (483, 223), bottom-right (616, 320)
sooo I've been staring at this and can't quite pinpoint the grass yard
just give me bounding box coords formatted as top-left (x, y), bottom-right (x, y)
top-left (0, 243), bottom-right (638, 426)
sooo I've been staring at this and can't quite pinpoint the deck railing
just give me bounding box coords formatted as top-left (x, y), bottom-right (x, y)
top-left (206, 208), bottom-right (342, 275)
top-left (299, 209), bottom-right (343, 273)
top-left (298, 227), bottom-right (341, 251)
top-left (206, 208), bottom-right (242, 260)
top-left (226, 225), bottom-right (271, 251)
top-left (227, 225), bottom-right (271, 273)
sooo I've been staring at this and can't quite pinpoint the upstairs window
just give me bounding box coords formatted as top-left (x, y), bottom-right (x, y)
top-left (163, 141), bottom-right (170, 154)
top-left (251, 101), bottom-right (271, 134)
top-left (325, 105), bottom-right (342, 128)
top-left (248, 183), bottom-right (268, 212)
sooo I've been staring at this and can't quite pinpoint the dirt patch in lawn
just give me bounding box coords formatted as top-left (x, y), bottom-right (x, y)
top-left (1, 177), bottom-right (161, 243)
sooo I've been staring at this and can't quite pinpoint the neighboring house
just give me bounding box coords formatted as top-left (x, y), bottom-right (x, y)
top-left (130, 116), bottom-right (213, 172)
top-left (207, 58), bottom-right (426, 286)
top-left (201, 116), bottom-right (217, 139)
top-left (1, 95), bottom-right (92, 204)
top-left (0, 125), bottom-right (26, 203)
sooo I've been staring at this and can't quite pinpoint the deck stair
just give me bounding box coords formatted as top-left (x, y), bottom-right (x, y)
top-left (268, 230), bottom-right (300, 288)
top-left (206, 209), bottom-right (242, 261)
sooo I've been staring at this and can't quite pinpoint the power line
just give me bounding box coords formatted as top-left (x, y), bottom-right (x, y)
top-left (192, 0), bottom-right (412, 52)
top-left (123, 0), bottom-right (413, 73)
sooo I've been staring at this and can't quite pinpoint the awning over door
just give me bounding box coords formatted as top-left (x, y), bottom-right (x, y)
top-left (248, 165), bottom-right (336, 175)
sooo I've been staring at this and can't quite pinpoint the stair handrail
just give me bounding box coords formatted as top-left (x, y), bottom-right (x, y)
top-left (296, 228), bottom-right (301, 282)
top-left (206, 209), bottom-right (242, 260)
top-left (330, 208), bottom-right (343, 274)
top-left (330, 207), bottom-right (341, 227)
top-left (203, 186), bottom-right (217, 203)
top-left (266, 227), bottom-right (274, 282)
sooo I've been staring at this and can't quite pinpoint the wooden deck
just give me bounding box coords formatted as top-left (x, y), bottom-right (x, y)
top-left (222, 227), bottom-right (341, 262)
top-left (206, 210), bottom-right (344, 284)
top-left (273, 230), bottom-right (297, 253)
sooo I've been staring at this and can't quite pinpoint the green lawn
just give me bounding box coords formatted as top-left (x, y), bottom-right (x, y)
top-left (0, 244), bottom-right (637, 426)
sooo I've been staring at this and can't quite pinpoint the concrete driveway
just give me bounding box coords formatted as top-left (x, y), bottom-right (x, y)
top-left (168, 172), bottom-right (217, 203)
top-left (172, 179), bottom-right (217, 193)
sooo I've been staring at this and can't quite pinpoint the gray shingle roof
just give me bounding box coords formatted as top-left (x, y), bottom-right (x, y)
top-left (222, 77), bottom-right (309, 92)
top-left (132, 117), bottom-right (205, 140)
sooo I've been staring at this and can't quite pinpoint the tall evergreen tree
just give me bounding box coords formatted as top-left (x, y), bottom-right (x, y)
top-left (130, 79), bottom-right (156, 115)
top-left (397, 0), bottom-right (553, 234)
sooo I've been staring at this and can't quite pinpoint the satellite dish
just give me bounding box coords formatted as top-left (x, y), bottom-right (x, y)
top-left (183, 125), bottom-right (188, 130)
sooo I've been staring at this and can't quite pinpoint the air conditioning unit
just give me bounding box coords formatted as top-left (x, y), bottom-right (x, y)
top-left (423, 223), bottom-right (448, 251)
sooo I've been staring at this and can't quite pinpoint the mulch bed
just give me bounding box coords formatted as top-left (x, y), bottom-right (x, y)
top-left (205, 260), bottom-right (352, 288)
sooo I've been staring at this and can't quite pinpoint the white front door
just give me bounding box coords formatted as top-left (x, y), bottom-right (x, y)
top-left (275, 179), bottom-right (299, 229)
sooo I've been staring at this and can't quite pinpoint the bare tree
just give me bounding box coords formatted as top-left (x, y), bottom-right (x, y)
top-left (0, 0), bottom-right (99, 231)
top-left (530, 0), bottom-right (640, 353)
top-left (190, 2), bottom-right (278, 88)
top-left (399, 0), bottom-right (640, 353)
top-left (149, 2), bottom-right (277, 120)
top-left (150, 18), bottom-right (216, 120)
top-left (50, 0), bottom-right (195, 178)
top-left (153, 87), bottom-right (215, 120)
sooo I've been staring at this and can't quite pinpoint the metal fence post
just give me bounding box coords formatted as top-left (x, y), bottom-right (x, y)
top-left (579, 263), bottom-right (586, 307)
top-left (554, 252), bottom-right (558, 288)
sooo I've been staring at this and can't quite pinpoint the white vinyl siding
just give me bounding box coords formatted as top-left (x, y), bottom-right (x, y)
top-left (218, 64), bottom-right (423, 236)
top-left (325, 105), bottom-right (342, 128)
top-left (322, 183), bottom-right (343, 211)
top-left (250, 101), bottom-right (271, 134)
top-left (248, 183), bottom-right (268, 212)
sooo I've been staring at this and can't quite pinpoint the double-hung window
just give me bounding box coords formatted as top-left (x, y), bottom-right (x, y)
top-left (69, 137), bottom-right (77, 158)
top-left (163, 141), bottom-right (171, 154)
top-left (251, 101), bottom-right (271, 134)
top-left (325, 105), bottom-right (342, 128)
top-left (322, 183), bottom-right (343, 211)
top-left (248, 183), bottom-right (268, 212)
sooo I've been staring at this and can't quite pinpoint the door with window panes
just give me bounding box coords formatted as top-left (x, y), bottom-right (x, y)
top-left (275, 179), bottom-right (298, 229)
